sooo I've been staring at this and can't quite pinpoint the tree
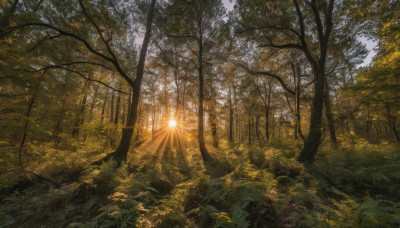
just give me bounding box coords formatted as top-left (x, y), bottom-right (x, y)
top-left (5, 0), bottom-right (157, 164)
top-left (158, 0), bottom-right (227, 162)
top-left (235, 0), bottom-right (341, 163)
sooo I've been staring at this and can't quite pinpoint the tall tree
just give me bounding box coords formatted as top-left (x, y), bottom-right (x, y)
top-left (235, 0), bottom-right (342, 163)
top-left (158, 0), bottom-right (227, 161)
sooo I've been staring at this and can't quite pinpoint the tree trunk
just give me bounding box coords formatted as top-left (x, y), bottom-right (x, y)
top-left (72, 81), bottom-right (88, 138)
top-left (136, 101), bottom-right (141, 141)
top-left (296, 0), bottom-right (334, 163)
top-left (19, 96), bottom-right (35, 169)
top-left (197, 17), bottom-right (212, 162)
top-left (114, 94), bottom-right (120, 124)
top-left (248, 114), bottom-right (252, 145)
top-left (324, 79), bottom-right (338, 146)
top-left (121, 97), bottom-right (126, 125)
top-left (152, 95), bottom-right (156, 138)
top-left (265, 82), bottom-right (272, 141)
top-left (298, 68), bottom-right (325, 163)
top-left (89, 84), bottom-right (99, 116)
top-left (256, 115), bottom-right (260, 140)
top-left (209, 85), bottom-right (218, 148)
top-left (111, 0), bottom-right (156, 164)
top-left (174, 67), bottom-right (180, 120)
top-left (295, 65), bottom-right (304, 140)
top-left (386, 104), bottom-right (400, 143)
top-left (110, 90), bottom-right (115, 123)
top-left (101, 88), bottom-right (109, 123)
top-left (228, 86), bottom-right (233, 143)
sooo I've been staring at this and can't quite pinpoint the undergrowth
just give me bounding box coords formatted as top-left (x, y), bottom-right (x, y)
top-left (1, 137), bottom-right (399, 227)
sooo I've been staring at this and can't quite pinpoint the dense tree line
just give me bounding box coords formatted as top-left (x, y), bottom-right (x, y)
top-left (1, 0), bottom-right (400, 227)
top-left (1, 0), bottom-right (399, 168)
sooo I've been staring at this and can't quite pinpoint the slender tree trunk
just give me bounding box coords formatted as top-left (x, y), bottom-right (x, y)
top-left (256, 115), bottom-right (260, 140)
top-left (181, 74), bottom-right (187, 135)
top-left (210, 108), bottom-right (218, 148)
top-left (114, 94), bottom-right (120, 124)
top-left (89, 84), bottom-right (99, 116)
top-left (80, 95), bottom-right (87, 126)
top-left (110, 90), bottom-right (115, 123)
top-left (19, 95), bottom-right (35, 169)
top-left (112, 0), bottom-right (156, 164)
top-left (265, 82), bottom-right (272, 141)
top-left (78, 94), bottom-right (87, 140)
top-left (248, 114), bottom-right (252, 145)
top-left (228, 86), bottom-right (233, 143)
top-left (121, 97), bottom-right (126, 125)
top-left (101, 88), bottom-right (109, 123)
top-left (295, 65), bottom-right (304, 140)
top-left (324, 79), bottom-right (337, 146)
top-left (152, 96), bottom-right (156, 138)
top-left (209, 85), bottom-right (218, 148)
top-left (136, 101), bottom-right (142, 141)
top-left (197, 17), bottom-right (212, 162)
top-left (234, 86), bottom-right (238, 141)
top-left (72, 81), bottom-right (89, 138)
top-left (174, 66), bottom-right (180, 120)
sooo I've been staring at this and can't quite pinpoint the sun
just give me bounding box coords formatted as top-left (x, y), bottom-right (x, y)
top-left (169, 119), bottom-right (177, 128)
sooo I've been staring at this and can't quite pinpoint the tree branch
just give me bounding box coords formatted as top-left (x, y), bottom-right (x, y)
top-left (6, 23), bottom-right (133, 86)
top-left (258, 36), bottom-right (302, 50)
top-left (24, 66), bottom-right (130, 95)
top-left (78, 0), bottom-right (132, 86)
top-left (234, 62), bottom-right (295, 95)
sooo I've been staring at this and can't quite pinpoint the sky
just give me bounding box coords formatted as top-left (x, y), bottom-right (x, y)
top-left (221, 0), bottom-right (377, 67)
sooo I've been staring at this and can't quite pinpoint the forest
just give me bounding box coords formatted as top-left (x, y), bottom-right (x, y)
top-left (0, 0), bottom-right (399, 227)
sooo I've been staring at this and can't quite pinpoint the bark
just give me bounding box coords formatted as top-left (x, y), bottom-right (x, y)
top-left (19, 96), bottom-right (35, 169)
top-left (174, 67), bottom-right (180, 120)
top-left (152, 95), bottom-right (156, 138)
top-left (72, 81), bottom-right (89, 138)
top-left (136, 101), bottom-right (142, 141)
top-left (121, 97), bottom-right (126, 125)
top-left (89, 84), bottom-right (99, 115)
top-left (234, 85), bottom-right (238, 141)
top-left (248, 115), bottom-right (252, 144)
top-left (101, 88), bottom-right (109, 123)
top-left (114, 94), bottom-right (121, 124)
top-left (265, 81), bottom-right (272, 141)
top-left (228, 86), bottom-right (234, 142)
top-left (256, 115), bottom-right (260, 140)
top-left (181, 73), bottom-right (187, 135)
top-left (295, 65), bottom-right (304, 140)
top-left (197, 10), bottom-right (212, 162)
top-left (80, 95), bottom-right (87, 126)
top-left (298, 68), bottom-right (325, 163)
top-left (324, 79), bottom-right (337, 146)
top-left (110, 90), bottom-right (115, 123)
top-left (296, 0), bottom-right (335, 163)
top-left (209, 85), bottom-right (218, 148)
top-left (111, 0), bottom-right (156, 164)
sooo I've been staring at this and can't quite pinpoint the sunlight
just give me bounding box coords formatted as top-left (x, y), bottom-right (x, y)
top-left (169, 119), bottom-right (177, 128)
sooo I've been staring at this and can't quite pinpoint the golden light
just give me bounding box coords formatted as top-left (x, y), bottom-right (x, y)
top-left (169, 119), bottom-right (177, 128)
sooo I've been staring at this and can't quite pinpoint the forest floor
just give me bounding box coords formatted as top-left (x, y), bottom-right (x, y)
top-left (0, 134), bottom-right (400, 227)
